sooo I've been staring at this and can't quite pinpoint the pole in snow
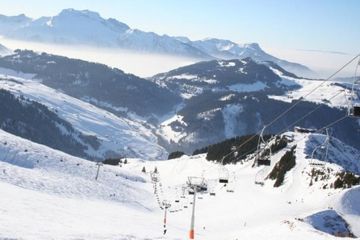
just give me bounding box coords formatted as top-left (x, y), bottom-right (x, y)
top-left (162, 201), bottom-right (171, 235)
top-left (189, 187), bottom-right (197, 239)
top-left (95, 162), bottom-right (103, 181)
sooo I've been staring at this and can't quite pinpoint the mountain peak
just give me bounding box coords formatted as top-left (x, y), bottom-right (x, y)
top-left (243, 42), bottom-right (261, 50)
top-left (58, 8), bottom-right (102, 20)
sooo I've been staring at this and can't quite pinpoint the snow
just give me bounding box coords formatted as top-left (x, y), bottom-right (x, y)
top-left (0, 71), bottom-right (167, 160)
top-left (0, 67), bottom-right (37, 80)
top-left (228, 81), bottom-right (267, 93)
top-left (0, 127), bottom-right (359, 239)
top-left (269, 77), bottom-right (348, 109)
top-left (219, 93), bottom-right (235, 101)
top-left (336, 186), bottom-right (360, 236)
top-left (305, 210), bottom-right (353, 237)
top-left (157, 115), bottom-right (188, 143)
top-left (168, 73), bottom-right (198, 80)
top-left (222, 104), bottom-right (243, 138)
top-left (197, 108), bottom-right (221, 121)
top-left (218, 61), bottom-right (236, 67)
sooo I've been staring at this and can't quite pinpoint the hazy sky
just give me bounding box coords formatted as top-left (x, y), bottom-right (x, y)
top-left (0, 0), bottom-right (359, 76)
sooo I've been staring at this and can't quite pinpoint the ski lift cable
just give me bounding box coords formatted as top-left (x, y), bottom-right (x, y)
top-left (276, 90), bottom-right (345, 135)
top-left (264, 54), bottom-right (360, 132)
top-left (351, 58), bottom-right (360, 103)
top-left (219, 54), bottom-right (359, 162)
top-left (349, 57), bottom-right (360, 114)
top-left (286, 114), bottom-right (349, 152)
top-left (311, 128), bottom-right (330, 161)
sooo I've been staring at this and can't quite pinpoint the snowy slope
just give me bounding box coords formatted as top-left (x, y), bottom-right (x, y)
top-left (1, 129), bottom-right (359, 239)
top-left (0, 129), bottom-right (166, 239)
top-left (189, 39), bottom-right (313, 77)
top-left (0, 70), bottom-right (167, 160)
top-left (0, 43), bottom-right (11, 56)
top-left (151, 59), bottom-right (359, 153)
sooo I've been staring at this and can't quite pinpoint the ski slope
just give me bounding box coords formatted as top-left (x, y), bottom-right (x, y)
top-left (0, 129), bottom-right (359, 239)
top-left (0, 69), bottom-right (167, 159)
top-left (269, 71), bottom-right (349, 109)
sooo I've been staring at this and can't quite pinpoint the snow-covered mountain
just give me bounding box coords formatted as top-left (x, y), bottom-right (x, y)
top-left (0, 69), bottom-right (168, 160)
top-left (0, 9), bottom-right (312, 76)
top-left (151, 59), bottom-right (360, 153)
top-left (188, 38), bottom-right (313, 77)
top-left (0, 43), bottom-right (11, 56)
top-left (0, 49), bottom-right (181, 117)
top-left (0, 128), bottom-right (359, 239)
top-left (0, 9), bottom-right (210, 58)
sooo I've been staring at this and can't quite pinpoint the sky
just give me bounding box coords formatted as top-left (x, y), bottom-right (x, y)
top-left (0, 0), bottom-right (359, 76)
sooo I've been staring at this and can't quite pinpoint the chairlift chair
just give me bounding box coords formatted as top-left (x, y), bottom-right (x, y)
top-left (350, 104), bottom-right (360, 117)
top-left (349, 59), bottom-right (360, 117)
top-left (219, 166), bottom-right (230, 184)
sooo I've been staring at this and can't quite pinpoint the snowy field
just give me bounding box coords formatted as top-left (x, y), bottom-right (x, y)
top-left (0, 129), bottom-right (359, 239)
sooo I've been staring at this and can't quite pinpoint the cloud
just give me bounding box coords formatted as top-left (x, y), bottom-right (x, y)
top-left (296, 49), bottom-right (349, 55)
top-left (0, 37), bottom-right (198, 78)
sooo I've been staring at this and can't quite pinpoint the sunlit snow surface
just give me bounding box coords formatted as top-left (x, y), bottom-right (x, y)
top-left (0, 129), bottom-right (359, 239)
top-left (0, 68), bottom-right (167, 159)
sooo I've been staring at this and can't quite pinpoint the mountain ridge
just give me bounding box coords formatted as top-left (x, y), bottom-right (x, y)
top-left (0, 8), bottom-right (312, 76)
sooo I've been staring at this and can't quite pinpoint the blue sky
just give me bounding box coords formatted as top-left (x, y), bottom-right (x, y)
top-left (0, 0), bottom-right (359, 75)
top-left (0, 0), bottom-right (358, 53)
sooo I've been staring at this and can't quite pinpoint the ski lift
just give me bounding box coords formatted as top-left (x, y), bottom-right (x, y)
top-left (218, 157), bottom-right (230, 183)
top-left (348, 58), bottom-right (360, 117)
top-left (187, 177), bottom-right (208, 193)
top-left (151, 172), bottom-right (159, 182)
top-left (255, 127), bottom-right (272, 166)
top-left (310, 129), bottom-right (330, 166)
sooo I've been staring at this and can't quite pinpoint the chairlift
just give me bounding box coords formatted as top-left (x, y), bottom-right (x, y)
top-left (219, 164), bottom-right (230, 184)
top-left (348, 58), bottom-right (360, 117)
top-left (310, 129), bottom-right (330, 166)
top-left (351, 105), bottom-right (360, 117)
top-left (219, 178), bottom-right (229, 184)
top-left (254, 127), bottom-right (274, 167)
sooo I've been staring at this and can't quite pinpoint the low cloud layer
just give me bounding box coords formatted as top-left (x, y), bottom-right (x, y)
top-left (0, 37), bottom-right (197, 78)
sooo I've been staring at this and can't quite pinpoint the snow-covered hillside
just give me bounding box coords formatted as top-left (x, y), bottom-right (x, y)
top-left (0, 128), bottom-right (359, 239)
top-left (0, 43), bottom-right (11, 56)
top-left (188, 39), bottom-right (313, 77)
top-left (0, 69), bottom-right (167, 160)
top-left (151, 59), bottom-right (359, 153)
